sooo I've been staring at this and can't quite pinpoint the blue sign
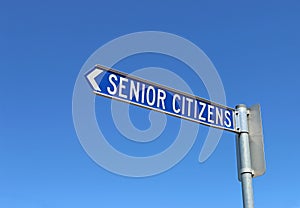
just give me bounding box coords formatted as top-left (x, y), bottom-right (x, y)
top-left (86, 65), bottom-right (236, 132)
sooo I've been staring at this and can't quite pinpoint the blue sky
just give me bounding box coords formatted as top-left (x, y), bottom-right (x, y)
top-left (1, 1), bottom-right (300, 207)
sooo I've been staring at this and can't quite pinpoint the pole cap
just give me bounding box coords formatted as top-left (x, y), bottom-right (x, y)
top-left (235, 104), bottom-right (247, 109)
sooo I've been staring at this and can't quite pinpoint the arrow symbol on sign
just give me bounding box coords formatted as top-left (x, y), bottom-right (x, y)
top-left (86, 68), bottom-right (103, 92)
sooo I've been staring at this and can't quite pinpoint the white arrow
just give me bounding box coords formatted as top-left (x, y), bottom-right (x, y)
top-left (86, 68), bottom-right (103, 92)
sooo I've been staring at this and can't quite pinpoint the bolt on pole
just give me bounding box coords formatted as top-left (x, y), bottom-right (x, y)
top-left (236, 104), bottom-right (254, 208)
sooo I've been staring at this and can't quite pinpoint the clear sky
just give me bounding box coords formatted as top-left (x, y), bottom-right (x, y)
top-left (1, 1), bottom-right (300, 207)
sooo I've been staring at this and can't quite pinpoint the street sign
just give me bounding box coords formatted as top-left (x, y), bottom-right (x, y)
top-left (84, 64), bottom-right (266, 208)
top-left (86, 65), bottom-right (238, 132)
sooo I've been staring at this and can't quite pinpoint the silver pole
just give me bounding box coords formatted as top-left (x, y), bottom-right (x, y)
top-left (236, 104), bottom-right (254, 208)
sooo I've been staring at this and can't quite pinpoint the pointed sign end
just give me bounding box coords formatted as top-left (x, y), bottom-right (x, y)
top-left (86, 68), bottom-right (103, 92)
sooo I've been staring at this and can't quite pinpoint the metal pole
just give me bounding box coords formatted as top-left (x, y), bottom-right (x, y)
top-left (236, 104), bottom-right (254, 208)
